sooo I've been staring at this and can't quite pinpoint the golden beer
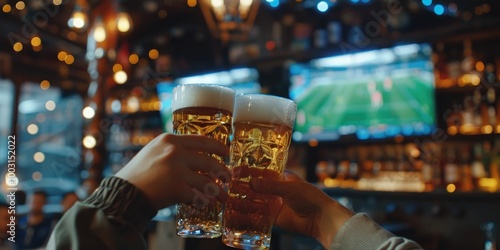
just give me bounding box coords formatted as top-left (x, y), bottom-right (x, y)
top-left (172, 84), bottom-right (235, 238)
top-left (223, 94), bottom-right (297, 250)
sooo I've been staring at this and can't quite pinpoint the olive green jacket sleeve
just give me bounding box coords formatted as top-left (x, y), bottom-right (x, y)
top-left (330, 213), bottom-right (423, 250)
top-left (46, 177), bottom-right (157, 250)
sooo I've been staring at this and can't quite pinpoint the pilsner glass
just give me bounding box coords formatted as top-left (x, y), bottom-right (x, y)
top-left (223, 94), bottom-right (297, 250)
top-left (172, 84), bottom-right (235, 238)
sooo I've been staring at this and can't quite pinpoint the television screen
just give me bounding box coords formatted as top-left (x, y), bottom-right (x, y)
top-left (157, 68), bottom-right (261, 133)
top-left (289, 43), bottom-right (436, 142)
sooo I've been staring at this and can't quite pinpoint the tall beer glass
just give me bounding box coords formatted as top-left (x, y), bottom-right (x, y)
top-left (172, 84), bottom-right (235, 238)
top-left (223, 94), bottom-right (297, 249)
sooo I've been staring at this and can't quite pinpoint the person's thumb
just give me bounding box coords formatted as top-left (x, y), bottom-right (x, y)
top-left (250, 177), bottom-right (292, 197)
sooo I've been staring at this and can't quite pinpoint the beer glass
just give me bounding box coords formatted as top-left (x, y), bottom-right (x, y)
top-left (172, 84), bottom-right (235, 238)
top-left (223, 94), bottom-right (297, 249)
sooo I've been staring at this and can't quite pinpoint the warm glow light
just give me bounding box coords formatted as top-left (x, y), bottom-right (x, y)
top-left (40, 80), bottom-right (50, 90)
top-left (32, 171), bottom-right (43, 181)
top-left (479, 178), bottom-right (498, 192)
top-left (53, 0), bottom-right (62, 5)
top-left (82, 106), bottom-right (95, 119)
top-left (476, 61), bottom-right (485, 72)
top-left (154, 101), bottom-right (162, 110)
top-left (58, 51), bottom-right (67, 61)
top-left (481, 125), bottom-right (493, 134)
top-left (139, 136), bottom-right (149, 145)
top-left (446, 183), bottom-right (456, 193)
top-left (65, 54), bottom-right (74, 64)
top-left (15, 1), bottom-right (25, 10)
top-left (13, 42), bottom-right (23, 52)
top-left (34, 152), bottom-right (45, 163)
top-left (410, 148), bottom-right (420, 158)
top-left (27, 124), bottom-right (39, 135)
top-left (211, 0), bottom-right (224, 8)
top-left (31, 36), bottom-right (41, 47)
top-left (149, 49), bottom-right (159, 59)
top-left (116, 12), bottom-right (132, 32)
top-left (447, 126), bottom-right (458, 135)
top-left (308, 138), bottom-right (319, 147)
top-left (3, 4), bottom-right (12, 13)
top-left (127, 96), bottom-right (140, 113)
top-left (470, 75), bottom-right (481, 86)
top-left (129, 54), bottom-right (139, 64)
top-left (93, 22), bottom-right (106, 42)
top-left (45, 100), bottom-right (56, 111)
top-left (68, 11), bottom-right (88, 29)
top-left (83, 135), bottom-right (97, 149)
top-left (113, 64), bottom-right (123, 73)
top-left (187, 0), bottom-right (197, 7)
top-left (114, 70), bottom-right (128, 84)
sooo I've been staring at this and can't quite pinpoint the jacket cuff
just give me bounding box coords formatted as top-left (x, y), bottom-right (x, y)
top-left (84, 177), bottom-right (157, 232)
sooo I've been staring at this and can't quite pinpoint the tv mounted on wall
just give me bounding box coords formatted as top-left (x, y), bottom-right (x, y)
top-left (289, 43), bottom-right (437, 142)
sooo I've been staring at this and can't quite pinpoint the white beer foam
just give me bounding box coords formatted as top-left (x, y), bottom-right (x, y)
top-left (172, 84), bottom-right (235, 112)
top-left (234, 94), bottom-right (297, 127)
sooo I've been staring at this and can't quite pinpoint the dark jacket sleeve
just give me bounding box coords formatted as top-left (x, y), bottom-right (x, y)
top-left (46, 177), bottom-right (157, 250)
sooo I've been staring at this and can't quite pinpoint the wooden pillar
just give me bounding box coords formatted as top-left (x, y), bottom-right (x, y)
top-left (83, 0), bottom-right (118, 183)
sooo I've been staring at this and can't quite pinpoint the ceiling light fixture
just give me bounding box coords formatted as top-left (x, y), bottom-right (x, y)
top-left (199, 0), bottom-right (260, 42)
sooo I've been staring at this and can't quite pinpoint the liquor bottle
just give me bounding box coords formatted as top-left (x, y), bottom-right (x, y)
top-left (384, 145), bottom-right (396, 172)
top-left (482, 141), bottom-right (493, 178)
top-left (471, 142), bottom-right (487, 190)
top-left (421, 152), bottom-right (435, 192)
top-left (337, 149), bottom-right (351, 181)
top-left (349, 148), bottom-right (360, 181)
top-left (395, 145), bottom-right (407, 172)
top-left (372, 148), bottom-right (383, 177)
top-left (486, 87), bottom-right (497, 127)
top-left (315, 161), bottom-right (329, 184)
top-left (459, 144), bottom-right (474, 192)
top-left (432, 144), bottom-right (444, 190)
top-left (444, 146), bottom-right (461, 191)
top-left (361, 147), bottom-right (374, 178)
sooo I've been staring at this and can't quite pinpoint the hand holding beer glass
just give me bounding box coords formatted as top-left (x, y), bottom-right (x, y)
top-left (172, 84), bottom-right (235, 238)
top-left (223, 94), bottom-right (297, 249)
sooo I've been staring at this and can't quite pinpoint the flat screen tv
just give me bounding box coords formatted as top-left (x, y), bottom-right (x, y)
top-left (157, 68), bottom-right (261, 133)
top-left (289, 43), bottom-right (436, 142)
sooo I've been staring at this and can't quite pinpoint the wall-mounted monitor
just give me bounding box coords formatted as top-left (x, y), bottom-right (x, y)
top-left (289, 43), bottom-right (436, 142)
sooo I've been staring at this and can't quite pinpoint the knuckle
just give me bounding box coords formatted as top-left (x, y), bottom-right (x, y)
top-left (161, 133), bottom-right (177, 143)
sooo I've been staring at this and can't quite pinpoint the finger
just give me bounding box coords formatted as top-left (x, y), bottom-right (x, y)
top-left (163, 133), bottom-right (229, 157)
top-left (283, 170), bottom-right (305, 182)
top-left (250, 177), bottom-right (296, 197)
top-left (183, 152), bottom-right (231, 181)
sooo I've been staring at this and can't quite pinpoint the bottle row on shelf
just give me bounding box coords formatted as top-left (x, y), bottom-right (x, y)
top-left (314, 138), bottom-right (500, 193)
top-left (442, 84), bottom-right (500, 136)
top-left (434, 39), bottom-right (499, 89)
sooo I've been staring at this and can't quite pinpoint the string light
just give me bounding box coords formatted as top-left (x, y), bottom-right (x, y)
top-left (116, 11), bottom-right (132, 32)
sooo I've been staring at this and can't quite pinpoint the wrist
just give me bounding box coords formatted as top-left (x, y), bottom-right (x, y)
top-left (316, 200), bottom-right (354, 249)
